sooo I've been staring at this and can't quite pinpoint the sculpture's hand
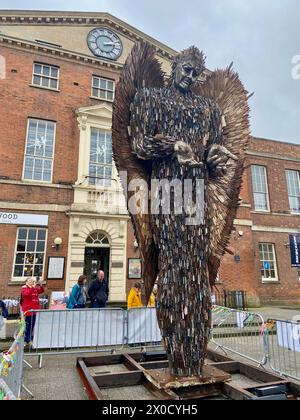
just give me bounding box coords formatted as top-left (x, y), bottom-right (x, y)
top-left (174, 141), bottom-right (203, 168)
top-left (207, 145), bottom-right (238, 176)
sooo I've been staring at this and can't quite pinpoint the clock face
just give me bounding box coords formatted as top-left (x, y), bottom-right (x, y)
top-left (87, 28), bottom-right (123, 60)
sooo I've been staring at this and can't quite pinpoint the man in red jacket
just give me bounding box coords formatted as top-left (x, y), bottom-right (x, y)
top-left (21, 277), bottom-right (45, 346)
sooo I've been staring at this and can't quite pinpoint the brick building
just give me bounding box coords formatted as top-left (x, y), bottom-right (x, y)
top-left (0, 10), bottom-right (174, 303)
top-left (219, 137), bottom-right (300, 307)
top-left (0, 10), bottom-right (299, 307)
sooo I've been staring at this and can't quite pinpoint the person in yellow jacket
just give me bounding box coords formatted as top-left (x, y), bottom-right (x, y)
top-left (148, 284), bottom-right (158, 308)
top-left (127, 283), bottom-right (143, 309)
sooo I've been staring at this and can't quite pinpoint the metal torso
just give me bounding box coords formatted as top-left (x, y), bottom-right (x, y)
top-left (149, 86), bottom-right (213, 377)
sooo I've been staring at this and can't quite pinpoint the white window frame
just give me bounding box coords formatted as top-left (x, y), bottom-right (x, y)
top-left (89, 127), bottom-right (113, 187)
top-left (32, 62), bottom-right (60, 91)
top-left (91, 76), bottom-right (115, 102)
top-left (259, 243), bottom-right (279, 283)
top-left (12, 227), bottom-right (48, 282)
top-left (286, 170), bottom-right (300, 214)
top-left (22, 118), bottom-right (57, 184)
top-left (251, 165), bottom-right (270, 212)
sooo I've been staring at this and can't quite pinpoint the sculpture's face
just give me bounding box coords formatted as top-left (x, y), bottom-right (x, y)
top-left (174, 60), bottom-right (202, 93)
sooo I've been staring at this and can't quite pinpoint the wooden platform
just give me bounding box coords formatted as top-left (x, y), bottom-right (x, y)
top-left (77, 350), bottom-right (300, 401)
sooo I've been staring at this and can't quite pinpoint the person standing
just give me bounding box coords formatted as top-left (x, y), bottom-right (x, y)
top-left (0, 300), bottom-right (8, 319)
top-left (88, 270), bottom-right (109, 309)
top-left (0, 299), bottom-right (8, 332)
top-left (21, 277), bottom-right (45, 347)
top-left (67, 275), bottom-right (88, 309)
top-left (148, 284), bottom-right (158, 308)
top-left (127, 283), bottom-right (143, 309)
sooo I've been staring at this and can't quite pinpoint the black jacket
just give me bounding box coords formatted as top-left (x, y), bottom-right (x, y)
top-left (88, 279), bottom-right (109, 305)
top-left (0, 300), bottom-right (8, 319)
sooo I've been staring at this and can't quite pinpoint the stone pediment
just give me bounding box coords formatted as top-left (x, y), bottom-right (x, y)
top-left (77, 103), bottom-right (112, 119)
top-left (0, 10), bottom-right (175, 73)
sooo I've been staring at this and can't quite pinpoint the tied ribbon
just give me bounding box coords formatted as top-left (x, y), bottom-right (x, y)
top-left (0, 379), bottom-right (17, 400)
top-left (0, 315), bottom-right (25, 378)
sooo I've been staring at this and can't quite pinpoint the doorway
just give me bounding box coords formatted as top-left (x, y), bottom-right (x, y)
top-left (84, 247), bottom-right (110, 287)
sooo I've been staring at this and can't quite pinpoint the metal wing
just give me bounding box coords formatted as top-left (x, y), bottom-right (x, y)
top-left (112, 42), bottom-right (165, 302)
top-left (195, 66), bottom-right (251, 286)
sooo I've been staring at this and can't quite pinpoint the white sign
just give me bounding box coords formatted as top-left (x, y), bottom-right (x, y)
top-left (0, 212), bottom-right (48, 226)
top-left (48, 257), bottom-right (65, 280)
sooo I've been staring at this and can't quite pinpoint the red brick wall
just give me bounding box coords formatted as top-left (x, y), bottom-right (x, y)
top-left (0, 45), bottom-right (119, 183)
top-left (254, 232), bottom-right (300, 304)
top-left (0, 45), bottom-right (120, 297)
top-left (220, 138), bottom-right (300, 306)
top-left (219, 225), bottom-right (259, 306)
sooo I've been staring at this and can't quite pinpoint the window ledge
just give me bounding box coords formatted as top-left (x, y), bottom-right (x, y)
top-left (3, 179), bottom-right (72, 189)
top-left (22, 178), bottom-right (53, 185)
top-left (90, 96), bottom-right (114, 103)
top-left (29, 84), bottom-right (60, 93)
top-left (262, 281), bottom-right (280, 284)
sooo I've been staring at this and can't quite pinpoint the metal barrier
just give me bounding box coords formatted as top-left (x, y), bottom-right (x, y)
top-left (0, 317), bottom-right (25, 399)
top-left (22, 305), bottom-right (300, 383)
top-left (26, 308), bottom-right (125, 358)
top-left (0, 379), bottom-right (17, 400)
top-left (212, 291), bottom-right (247, 310)
top-left (265, 319), bottom-right (300, 382)
top-left (211, 306), bottom-right (267, 367)
top-left (2, 298), bottom-right (48, 319)
top-left (127, 307), bottom-right (162, 347)
top-left (25, 308), bottom-right (163, 362)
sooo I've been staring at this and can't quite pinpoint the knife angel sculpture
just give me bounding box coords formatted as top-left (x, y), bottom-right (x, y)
top-left (112, 42), bottom-right (250, 377)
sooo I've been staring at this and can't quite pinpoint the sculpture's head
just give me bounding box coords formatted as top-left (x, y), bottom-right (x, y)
top-left (172, 46), bottom-right (206, 93)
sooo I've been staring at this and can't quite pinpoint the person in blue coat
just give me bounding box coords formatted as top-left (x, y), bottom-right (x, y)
top-left (0, 300), bottom-right (8, 319)
top-left (67, 275), bottom-right (88, 309)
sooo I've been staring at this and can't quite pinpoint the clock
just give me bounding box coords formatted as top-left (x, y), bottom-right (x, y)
top-left (87, 28), bottom-right (123, 61)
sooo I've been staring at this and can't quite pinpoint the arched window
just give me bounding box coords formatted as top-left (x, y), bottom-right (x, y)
top-left (86, 232), bottom-right (110, 246)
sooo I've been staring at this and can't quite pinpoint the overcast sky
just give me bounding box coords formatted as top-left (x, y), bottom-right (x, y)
top-left (1, 0), bottom-right (300, 144)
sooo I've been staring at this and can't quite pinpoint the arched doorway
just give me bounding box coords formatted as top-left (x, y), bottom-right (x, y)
top-left (84, 231), bottom-right (111, 286)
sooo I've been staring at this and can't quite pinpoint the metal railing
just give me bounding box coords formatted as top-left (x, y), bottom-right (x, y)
top-left (0, 317), bottom-right (25, 399)
top-left (127, 307), bottom-right (162, 347)
top-left (211, 306), bottom-right (267, 367)
top-left (212, 291), bottom-right (247, 310)
top-left (264, 319), bottom-right (300, 382)
top-left (0, 379), bottom-right (17, 400)
top-left (26, 308), bottom-right (126, 357)
top-left (2, 297), bottom-right (48, 319)
top-left (16, 305), bottom-right (300, 383)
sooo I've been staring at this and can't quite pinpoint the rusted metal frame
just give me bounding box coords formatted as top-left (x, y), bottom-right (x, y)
top-left (77, 352), bottom-right (300, 401)
top-left (208, 361), bottom-right (241, 374)
top-left (174, 383), bottom-right (225, 400)
top-left (222, 383), bottom-right (255, 401)
top-left (140, 361), bottom-right (170, 370)
top-left (93, 371), bottom-right (144, 388)
top-left (123, 353), bottom-right (146, 371)
top-left (82, 354), bottom-right (123, 367)
top-left (76, 359), bottom-right (104, 401)
top-left (237, 362), bottom-right (286, 384)
top-left (143, 380), bottom-right (179, 401)
top-left (207, 349), bottom-right (235, 363)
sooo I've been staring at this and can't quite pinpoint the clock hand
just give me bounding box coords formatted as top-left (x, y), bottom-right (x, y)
top-left (103, 42), bottom-right (118, 46)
